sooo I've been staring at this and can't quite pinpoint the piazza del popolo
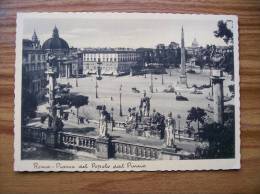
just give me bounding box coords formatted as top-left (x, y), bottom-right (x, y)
top-left (21, 24), bottom-right (233, 161)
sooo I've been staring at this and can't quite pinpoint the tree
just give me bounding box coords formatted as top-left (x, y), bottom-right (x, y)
top-left (22, 89), bottom-right (38, 124)
top-left (195, 105), bottom-right (235, 159)
top-left (187, 107), bottom-right (207, 131)
top-left (22, 67), bottom-right (38, 124)
top-left (195, 122), bottom-right (235, 159)
top-left (214, 20), bottom-right (233, 44)
top-left (70, 95), bottom-right (89, 124)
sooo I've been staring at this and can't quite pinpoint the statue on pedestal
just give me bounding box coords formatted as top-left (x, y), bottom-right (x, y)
top-left (99, 106), bottom-right (109, 137)
top-left (46, 55), bottom-right (64, 132)
top-left (140, 91), bottom-right (151, 117)
top-left (165, 112), bottom-right (176, 147)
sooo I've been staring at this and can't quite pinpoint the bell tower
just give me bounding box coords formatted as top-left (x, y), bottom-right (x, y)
top-left (31, 30), bottom-right (40, 49)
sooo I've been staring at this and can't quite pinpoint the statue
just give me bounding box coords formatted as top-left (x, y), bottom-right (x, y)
top-left (165, 112), bottom-right (176, 147)
top-left (140, 91), bottom-right (151, 117)
top-left (99, 106), bottom-right (109, 137)
top-left (151, 109), bottom-right (157, 124)
top-left (126, 107), bottom-right (138, 133)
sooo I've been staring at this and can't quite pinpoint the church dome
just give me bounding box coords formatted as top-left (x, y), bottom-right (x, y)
top-left (192, 38), bottom-right (199, 48)
top-left (42, 26), bottom-right (69, 51)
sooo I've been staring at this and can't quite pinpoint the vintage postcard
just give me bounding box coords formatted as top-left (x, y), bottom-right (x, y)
top-left (14, 12), bottom-right (240, 171)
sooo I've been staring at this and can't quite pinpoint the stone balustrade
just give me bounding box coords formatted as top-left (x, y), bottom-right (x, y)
top-left (22, 126), bottom-right (191, 160)
top-left (22, 126), bottom-right (47, 143)
top-left (112, 140), bottom-right (161, 160)
top-left (58, 132), bottom-right (96, 154)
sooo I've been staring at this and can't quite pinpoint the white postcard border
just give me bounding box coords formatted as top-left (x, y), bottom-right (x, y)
top-left (14, 12), bottom-right (240, 172)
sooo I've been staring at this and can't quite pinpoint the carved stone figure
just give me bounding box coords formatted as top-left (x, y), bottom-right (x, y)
top-left (140, 91), bottom-right (151, 117)
top-left (165, 112), bottom-right (176, 147)
top-left (126, 107), bottom-right (138, 133)
top-left (99, 106), bottom-right (109, 137)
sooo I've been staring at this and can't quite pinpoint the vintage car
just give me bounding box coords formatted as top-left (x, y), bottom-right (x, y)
top-left (132, 87), bottom-right (140, 93)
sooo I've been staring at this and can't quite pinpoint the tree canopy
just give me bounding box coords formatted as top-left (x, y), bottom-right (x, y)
top-left (22, 67), bottom-right (38, 124)
top-left (214, 20), bottom-right (233, 45)
top-left (70, 95), bottom-right (89, 108)
top-left (196, 122), bottom-right (235, 159)
top-left (195, 105), bottom-right (235, 159)
top-left (187, 107), bottom-right (207, 130)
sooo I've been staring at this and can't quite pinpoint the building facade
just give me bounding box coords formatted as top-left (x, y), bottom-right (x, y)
top-left (42, 26), bottom-right (83, 78)
top-left (82, 48), bottom-right (138, 76)
top-left (22, 32), bottom-right (47, 101)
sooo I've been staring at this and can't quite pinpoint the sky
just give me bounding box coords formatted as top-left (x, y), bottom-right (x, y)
top-left (23, 16), bottom-right (232, 49)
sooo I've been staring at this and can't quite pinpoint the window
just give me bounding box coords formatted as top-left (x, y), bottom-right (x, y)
top-left (31, 54), bottom-right (35, 62)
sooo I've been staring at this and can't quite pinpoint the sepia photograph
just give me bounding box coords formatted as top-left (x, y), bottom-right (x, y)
top-left (14, 12), bottom-right (240, 171)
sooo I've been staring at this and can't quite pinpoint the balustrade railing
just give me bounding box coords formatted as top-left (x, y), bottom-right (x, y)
top-left (58, 132), bottom-right (96, 153)
top-left (23, 126), bottom-right (189, 160)
top-left (112, 140), bottom-right (161, 160)
top-left (22, 126), bottom-right (47, 143)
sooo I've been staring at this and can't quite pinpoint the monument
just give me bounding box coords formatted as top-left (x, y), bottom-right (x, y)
top-left (96, 106), bottom-right (111, 159)
top-left (160, 112), bottom-right (179, 160)
top-left (178, 26), bottom-right (188, 87)
top-left (211, 70), bottom-right (225, 124)
top-left (140, 91), bottom-right (151, 117)
top-left (164, 112), bottom-right (176, 147)
top-left (45, 55), bottom-right (64, 147)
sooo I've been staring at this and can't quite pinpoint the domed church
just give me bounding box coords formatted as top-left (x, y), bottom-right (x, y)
top-left (42, 26), bottom-right (70, 55)
top-left (41, 26), bottom-right (83, 78)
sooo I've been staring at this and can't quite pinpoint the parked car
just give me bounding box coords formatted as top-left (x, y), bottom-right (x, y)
top-left (132, 87), bottom-right (140, 93)
top-left (176, 95), bottom-right (188, 101)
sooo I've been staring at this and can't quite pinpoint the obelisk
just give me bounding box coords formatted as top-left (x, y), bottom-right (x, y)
top-left (179, 26), bottom-right (187, 86)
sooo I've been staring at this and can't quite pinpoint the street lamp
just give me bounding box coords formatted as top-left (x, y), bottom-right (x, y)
top-left (150, 72), bottom-right (153, 93)
top-left (95, 79), bottom-right (98, 99)
top-left (161, 73), bottom-right (164, 85)
top-left (119, 84), bottom-right (123, 117)
top-left (177, 114), bottom-right (181, 141)
top-left (111, 107), bottom-right (114, 131)
top-left (76, 50), bottom-right (82, 87)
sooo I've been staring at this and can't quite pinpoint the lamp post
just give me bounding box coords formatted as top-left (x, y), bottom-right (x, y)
top-left (95, 79), bottom-right (98, 99)
top-left (150, 72), bottom-right (153, 93)
top-left (111, 107), bottom-right (114, 131)
top-left (161, 73), bottom-right (164, 85)
top-left (119, 84), bottom-right (123, 117)
top-left (177, 114), bottom-right (181, 141)
top-left (76, 50), bottom-right (82, 87)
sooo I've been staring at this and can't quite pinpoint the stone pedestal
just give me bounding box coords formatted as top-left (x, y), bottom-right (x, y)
top-left (45, 129), bottom-right (58, 148)
top-left (211, 70), bottom-right (225, 124)
top-left (160, 146), bottom-right (180, 160)
top-left (96, 137), bottom-right (111, 159)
